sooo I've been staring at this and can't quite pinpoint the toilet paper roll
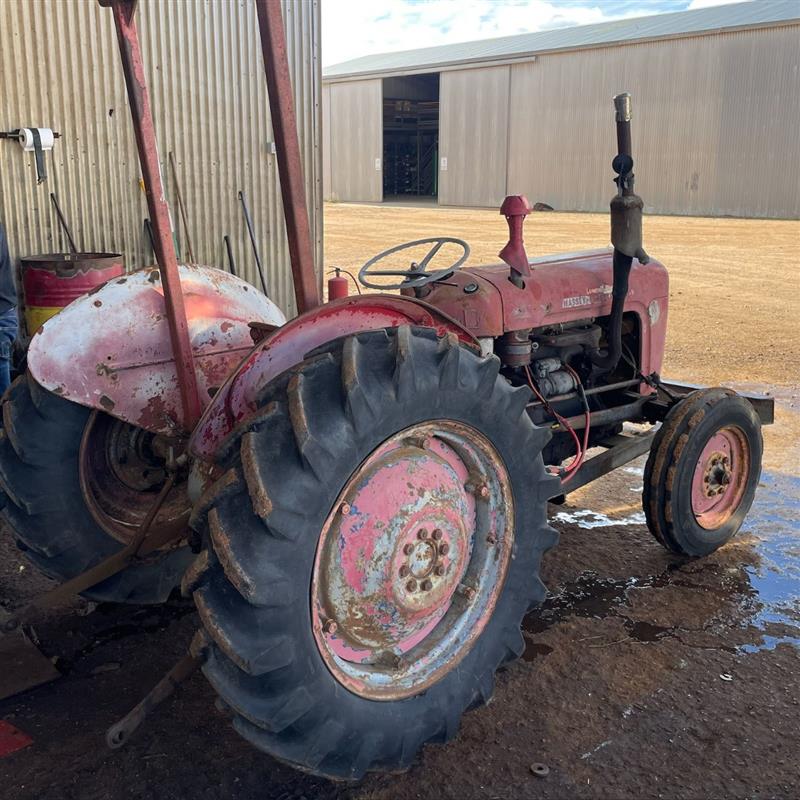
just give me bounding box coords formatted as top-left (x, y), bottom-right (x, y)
top-left (17, 127), bottom-right (55, 151)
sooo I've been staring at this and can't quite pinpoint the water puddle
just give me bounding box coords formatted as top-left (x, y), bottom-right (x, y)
top-left (737, 471), bottom-right (800, 652)
top-left (521, 570), bottom-right (678, 658)
top-left (523, 470), bottom-right (799, 659)
top-left (551, 509), bottom-right (647, 529)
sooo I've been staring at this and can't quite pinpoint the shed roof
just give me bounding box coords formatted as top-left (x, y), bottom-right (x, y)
top-left (324, 0), bottom-right (800, 81)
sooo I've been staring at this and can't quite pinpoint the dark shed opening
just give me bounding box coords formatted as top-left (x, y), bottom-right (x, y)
top-left (382, 73), bottom-right (439, 201)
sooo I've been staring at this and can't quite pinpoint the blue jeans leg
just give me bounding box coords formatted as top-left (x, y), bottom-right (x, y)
top-left (0, 306), bottom-right (19, 397)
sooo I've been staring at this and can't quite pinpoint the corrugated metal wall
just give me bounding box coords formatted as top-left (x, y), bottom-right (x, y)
top-left (439, 65), bottom-right (510, 207)
top-left (0, 0), bottom-right (322, 318)
top-left (324, 22), bottom-right (799, 218)
top-left (327, 78), bottom-right (382, 202)
top-left (506, 24), bottom-right (800, 218)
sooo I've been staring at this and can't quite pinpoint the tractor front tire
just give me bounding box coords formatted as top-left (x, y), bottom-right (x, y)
top-left (0, 373), bottom-right (193, 603)
top-left (643, 387), bottom-right (762, 557)
top-left (186, 327), bottom-right (558, 779)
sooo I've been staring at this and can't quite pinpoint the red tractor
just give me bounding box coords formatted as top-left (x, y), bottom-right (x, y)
top-left (1, 0), bottom-right (771, 781)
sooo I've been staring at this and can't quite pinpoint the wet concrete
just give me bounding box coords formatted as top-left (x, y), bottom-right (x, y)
top-left (521, 470), bottom-right (799, 665)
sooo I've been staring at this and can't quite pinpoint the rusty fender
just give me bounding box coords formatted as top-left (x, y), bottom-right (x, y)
top-left (188, 294), bottom-right (478, 463)
top-left (27, 264), bottom-right (286, 436)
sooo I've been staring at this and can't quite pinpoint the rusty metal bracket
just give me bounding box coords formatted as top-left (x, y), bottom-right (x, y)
top-left (106, 631), bottom-right (208, 749)
top-left (554, 431), bottom-right (657, 498)
top-left (3, 472), bottom-right (183, 633)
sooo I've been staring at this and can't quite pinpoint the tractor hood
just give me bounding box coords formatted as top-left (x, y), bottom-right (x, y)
top-left (422, 248), bottom-right (668, 338)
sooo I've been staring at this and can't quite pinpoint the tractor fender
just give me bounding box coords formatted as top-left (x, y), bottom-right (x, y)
top-left (27, 264), bottom-right (286, 436)
top-left (188, 294), bottom-right (478, 461)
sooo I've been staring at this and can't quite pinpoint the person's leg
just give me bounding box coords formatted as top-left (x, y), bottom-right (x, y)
top-left (0, 306), bottom-right (19, 396)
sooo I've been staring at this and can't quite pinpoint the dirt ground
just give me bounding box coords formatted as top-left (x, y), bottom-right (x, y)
top-left (0, 206), bottom-right (798, 799)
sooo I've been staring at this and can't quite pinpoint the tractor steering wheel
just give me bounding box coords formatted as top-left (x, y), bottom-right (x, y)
top-left (358, 237), bottom-right (470, 290)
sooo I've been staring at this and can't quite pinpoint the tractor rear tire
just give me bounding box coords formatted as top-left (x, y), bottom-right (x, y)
top-left (643, 388), bottom-right (762, 557)
top-left (185, 327), bottom-right (558, 779)
top-left (0, 373), bottom-right (193, 603)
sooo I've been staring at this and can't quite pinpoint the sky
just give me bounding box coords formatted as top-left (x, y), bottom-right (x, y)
top-left (322, 0), bottom-right (748, 66)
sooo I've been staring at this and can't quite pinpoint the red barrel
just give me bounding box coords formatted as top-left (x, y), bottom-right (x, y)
top-left (21, 253), bottom-right (124, 333)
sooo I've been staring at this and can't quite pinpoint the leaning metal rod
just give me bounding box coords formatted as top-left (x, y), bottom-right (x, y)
top-left (254, 0), bottom-right (320, 313)
top-left (168, 151), bottom-right (195, 264)
top-left (223, 234), bottom-right (237, 277)
top-left (104, 0), bottom-right (201, 428)
top-left (238, 190), bottom-right (268, 294)
top-left (49, 193), bottom-right (78, 253)
top-left (3, 471), bottom-right (179, 632)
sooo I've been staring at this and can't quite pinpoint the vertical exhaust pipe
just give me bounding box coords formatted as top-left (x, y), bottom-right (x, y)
top-left (590, 92), bottom-right (649, 374)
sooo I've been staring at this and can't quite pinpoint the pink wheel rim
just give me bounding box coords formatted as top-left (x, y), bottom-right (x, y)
top-left (690, 425), bottom-right (750, 530)
top-left (311, 421), bottom-right (514, 700)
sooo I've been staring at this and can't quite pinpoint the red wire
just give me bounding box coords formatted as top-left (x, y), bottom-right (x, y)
top-left (524, 365), bottom-right (583, 481)
top-left (561, 364), bottom-right (591, 482)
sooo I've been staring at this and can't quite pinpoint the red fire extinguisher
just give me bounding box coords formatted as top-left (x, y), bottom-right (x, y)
top-left (327, 268), bottom-right (350, 300)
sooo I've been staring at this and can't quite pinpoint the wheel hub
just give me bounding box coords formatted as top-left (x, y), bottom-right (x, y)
top-left (691, 427), bottom-right (750, 530)
top-left (702, 451), bottom-right (731, 497)
top-left (107, 422), bottom-right (169, 492)
top-left (311, 421), bottom-right (513, 700)
top-left (79, 411), bottom-right (190, 545)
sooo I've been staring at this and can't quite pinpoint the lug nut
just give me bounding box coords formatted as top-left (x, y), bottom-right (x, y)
top-left (477, 484), bottom-right (489, 499)
top-left (439, 543), bottom-right (449, 556)
top-left (406, 579), bottom-right (418, 592)
top-left (432, 528), bottom-right (443, 541)
top-left (339, 502), bottom-right (351, 516)
top-left (322, 619), bottom-right (338, 635)
top-left (421, 579), bottom-right (433, 591)
top-left (403, 543), bottom-right (414, 555)
top-left (418, 528), bottom-right (429, 540)
top-left (458, 583), bottom-right (476, 601)
top-left (434, 565), bottom-right (445, 577)
top-left (379, 650), bottom-right (403, 668)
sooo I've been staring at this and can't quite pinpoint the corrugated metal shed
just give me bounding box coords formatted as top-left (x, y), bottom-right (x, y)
top-left (505, 24), bottom-right (800, 218)
top-left (324, 0), bottom-right (800, 79)
top-left (323, 0), bottom-right (799, 218)
top-left (0, 0), bottom-right (322, 319)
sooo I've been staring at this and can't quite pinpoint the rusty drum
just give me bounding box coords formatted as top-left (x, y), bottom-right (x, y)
top-left (20, 252), bottom-right (124, 333)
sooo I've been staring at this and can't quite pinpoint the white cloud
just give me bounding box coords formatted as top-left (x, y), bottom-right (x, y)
top-left (687, 0), bottom-right (751, 8)
top-left (322, 0), bottom-right (658, 67)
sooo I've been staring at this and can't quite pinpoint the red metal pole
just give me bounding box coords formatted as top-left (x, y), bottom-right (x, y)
top-left (105, 0), bottom-right (202, 428)
top-left (254, 0), bottom-right (320, 313)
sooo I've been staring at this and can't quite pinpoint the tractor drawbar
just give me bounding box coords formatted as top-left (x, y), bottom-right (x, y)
top-left (591, 92), bottom-right (649, 375)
